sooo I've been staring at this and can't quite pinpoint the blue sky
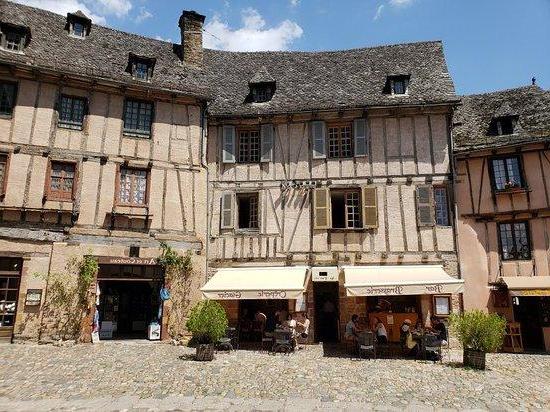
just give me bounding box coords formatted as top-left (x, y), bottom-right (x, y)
top-left (15, 0), bottom-right (550, 95)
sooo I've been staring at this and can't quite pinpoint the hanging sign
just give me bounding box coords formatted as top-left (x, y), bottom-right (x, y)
top-left (25, 289), bottom-right (42, 306)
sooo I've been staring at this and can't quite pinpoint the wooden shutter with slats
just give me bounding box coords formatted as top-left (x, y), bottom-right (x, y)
top-left (222, 125), bottom-right (236, 163)
top-left (354, 118), bottom-right (368, 157)
top-left (362, 186), bottom-right (378, 228)
top-left (416, 185), bottom-right (435, 227)
top-left (260, 124), bottom-right (274, 162)
top-left (311, 121), bottom-right (326, 159)
top-left (313, 187), bottom-right (331, 229)
top-left (220, 192), bottom-right (235, 229)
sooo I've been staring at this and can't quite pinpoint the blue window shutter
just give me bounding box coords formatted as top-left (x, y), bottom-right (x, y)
top-left (354, 118), bottom-right (368, 157)
top-left (312, 121), bottom-right (326, 159)
top-left (222, 125), bottom-right (236, 163)
top-left (260, 124), bottom-right (274, 162)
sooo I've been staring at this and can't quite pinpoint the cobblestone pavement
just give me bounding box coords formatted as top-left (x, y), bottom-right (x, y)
top-left (0, 342), bottom-right (549, 411)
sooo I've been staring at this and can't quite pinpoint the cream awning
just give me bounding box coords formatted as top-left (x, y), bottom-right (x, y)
top-left (201, 266), bottom-right (309, 300)
top-left (501, 276), bottom-right (550, 297)
top-left (343, 265), bottom-right (464, 297)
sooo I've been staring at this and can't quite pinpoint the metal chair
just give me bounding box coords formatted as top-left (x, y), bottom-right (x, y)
top-left (358, 331), bottom-right (376, 360)
top-left (227, 327), bottom-right (239, 350)
top-left (424, 333), bottom-right (442, 362)
top-left (218, 327), bottom-right (238, 352)
top-left (272, 330), bottom-right (293, 354)
top-left (261, 331), bottom-right (274, 352)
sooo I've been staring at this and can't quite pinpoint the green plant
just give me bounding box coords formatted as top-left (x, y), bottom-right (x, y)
top-left (186, 300), bottom-right (228, 345)
top-left (157, 241), bottom-right (192, 276)
top-left (450, 310), bottom-right (507, 353)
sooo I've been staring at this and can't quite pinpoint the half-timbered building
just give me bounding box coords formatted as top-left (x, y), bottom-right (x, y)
top-left (203, 43), bottom-right (464, 342)
top-left (454, 85), bottom-right (550, 352)
top-left (0, 2), bottom-right (209, 343)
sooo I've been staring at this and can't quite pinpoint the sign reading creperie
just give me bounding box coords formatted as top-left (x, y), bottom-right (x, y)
top-left (96, 256), bottom-right (158, 266)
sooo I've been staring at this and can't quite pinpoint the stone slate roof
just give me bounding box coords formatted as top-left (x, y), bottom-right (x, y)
top-left (0, 1), bottom-right (212, 99)
top-left (454, 86), bottom-right (550, 153)
top-left (0, 1), bottom-right (458, 116)
top-left (202, 42), bottom-right (457, 117)
top-left (249, 66), bottom-right (275, 84)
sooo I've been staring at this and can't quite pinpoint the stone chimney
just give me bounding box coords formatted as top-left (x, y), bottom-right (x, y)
top-left (178, 10), bottom-right (205, 67)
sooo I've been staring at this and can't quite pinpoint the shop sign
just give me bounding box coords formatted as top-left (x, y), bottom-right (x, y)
top-left (510, 289), bottom-right (550, 297)
top-left (96, 256), bottom-right (158, 266)
top-left (25, 289), bottom-right (42, 306)
top-left (208, 289), bottom-right (301, 300)
top-left (347, 282), bottom-right (464, 296)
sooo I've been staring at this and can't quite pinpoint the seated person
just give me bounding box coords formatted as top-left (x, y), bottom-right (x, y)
top-left (297, 313), bottom-right (310, 340)
top-left (345, 314), bottom-right (361, 341)
top-left (413, 320), bottom-right (424, 334)
top-left (431, 317), bottom-right (448, 345)
top-left (373, 317), bottom-right (388, 344)
top-left (400, 319), bottom-right (418, 357)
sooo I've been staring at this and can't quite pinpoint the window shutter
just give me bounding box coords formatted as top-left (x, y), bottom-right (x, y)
top-left (313, 187), bottom-right (331, 229)
top-left (260, 124), bottom-right (274, 162)
top-left (354, 118), bottom-right (368, 157)
top-left (416, 185), bottom-right (435, 227)
top-left (362, 186), bottom-right (378, 228)
top-left (220, 192), bottom-right (235, 229)
top-left (222, 126), bottom-right (236, 163)
top-left (311, 121), bottom-right (326, 159)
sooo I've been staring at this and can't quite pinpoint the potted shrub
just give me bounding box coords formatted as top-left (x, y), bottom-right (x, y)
top-left (186, 300), bottom-right (228, 361)
top-left (450, 310), bottom-right (506, 370)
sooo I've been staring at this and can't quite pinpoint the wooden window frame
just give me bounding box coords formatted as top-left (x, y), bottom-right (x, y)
top-left (0, 81), bottom-right (18, 118)
top-left (1, 31), bottom-right (25, 52)
top-left (71, 21), bottom-right (86, 38)
top-left (57, 94), bottom-right (87, 130)
top-left (433, 295), bottom-right (451, 317)
top-left (327, 122), bottom-right (353, 159)
top-left (0, 152), bottom-right (11, 200)
top-left (235, 192), bottom-right (260, 231)
top-left (330, 188), bottom-right (362, 230)
top-left (497, 220), bottom-right (532, 261)
top-left (122, 98), bottom-right (154, 138)
top-left (44, 160), bottom-right (78, 202)
top-left (488, 154), bottom-right (525, 192)
top-left (434, 186), bottom-right (451, 227)
top-left (237, 127), bottom-right (261, 164)
top-left (115, 165), bottom-right (150, 208)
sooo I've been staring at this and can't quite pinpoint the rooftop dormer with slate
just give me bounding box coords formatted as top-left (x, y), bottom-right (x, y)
top-left (247, 66), bottom-right (276, 103)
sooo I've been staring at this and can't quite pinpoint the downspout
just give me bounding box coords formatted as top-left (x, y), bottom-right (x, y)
top-left (200, 101), bottom-right (209, 284)
top-left (448, 104), bottom-right (465, 312)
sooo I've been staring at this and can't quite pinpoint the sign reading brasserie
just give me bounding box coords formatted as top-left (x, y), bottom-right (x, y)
top-left (348, 283), bottom-right (459, 296)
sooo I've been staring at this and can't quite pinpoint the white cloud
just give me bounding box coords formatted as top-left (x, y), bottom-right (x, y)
top-left (290, 0), bottom-right (300, 7)
top-left (373, 4), bottom-right (384, 20)
top-left (93, 0), bottom-right (132, 17)
top-left (155, 35), bottom-right (172, 43)
top-left (203, 8), bottom-right (303, 52)
top-left (11, 0), bottom-right (106, 24)
top-left (389, 0), bottom-right (414, 7)
top-left (135, 7), bottom-right (152, 24)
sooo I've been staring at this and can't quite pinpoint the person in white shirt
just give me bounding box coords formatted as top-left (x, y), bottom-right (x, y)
top-left (374, 317), bottom-right (388, 344)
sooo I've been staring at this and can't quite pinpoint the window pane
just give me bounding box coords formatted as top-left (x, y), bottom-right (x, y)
top-left (49, 162), bottom-right (75, 198)
top-left (5, 32), bottom-right (22, 51)
top-left (393, 80), bottom-right (405, 94)
top-left (124, 100), bottom-right (152, 134)
top-left (134, 62), bottom-right (149, 80)
top-left (328, 124), bottom-right (353, 159)
top-left (505, 158), bottom-right (522, 188)
top-left (513, 223), bottom-right (530, 259)
top-left (238, 130), bottom-right (260, 163)
top-left (491, 159), bottom-right (507, 190)
top-left (119, 168), bottom-right (147, 205)
top-left (0, 83), bottom-right (17, 115)
top-left (345, 191), bottom-right (361, 228)
top-left (59, 96), bottom-right (86, 127)
top-left (434, 187), bottom-right (449, 226)
top-left (499, 223), bottom-right (514, 260)
top-left (0, 155), bottom-right (7, 188)
top-left (73, 22), bottom-right (85, 37)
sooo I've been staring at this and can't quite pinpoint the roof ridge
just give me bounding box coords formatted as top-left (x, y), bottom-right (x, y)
top-left (461, 85), bottom-right (544, 98)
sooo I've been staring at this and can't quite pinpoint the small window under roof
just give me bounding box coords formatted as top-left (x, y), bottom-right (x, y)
top-left (126, 53), bottom-right (156, 82)
top-left (384, 75), bottom-right (410, 95)
top-left (0, 23), bottom-right (31, 52)
top-left (66, 11), bottom-right (92, 38)
top-left (488, 102), bottom-right (519, 136)
top-left (247, 66), bottom-right (276, 103)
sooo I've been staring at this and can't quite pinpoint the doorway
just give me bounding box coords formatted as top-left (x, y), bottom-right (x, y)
top-left (513, 297), bottom-right (545, 351)
top-left (96, 263), bottom-right (164, 340)
top-left (0, 258), bottom-right (22, 343)
top-left (314, 282), bottom-right (339, 342)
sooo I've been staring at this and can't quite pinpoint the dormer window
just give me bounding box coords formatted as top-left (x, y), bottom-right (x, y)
top-left (384, 75), bottom-right (410, 95)
top-left (127, 53), bottom-right (156, 82)
top-left (247, 66), bottom-right (276, 103)
top-left (66, 11), bottom-right (92, 38)
top-left (489, 116), bottom-right (518, 136)
top-left (0, 23), bottom-right (30, 53)
top-left (251, 85), bottom-right (273, 103)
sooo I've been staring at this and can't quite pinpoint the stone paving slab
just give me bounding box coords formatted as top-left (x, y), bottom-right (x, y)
top-left (0, 342), bottom-right (549, 411)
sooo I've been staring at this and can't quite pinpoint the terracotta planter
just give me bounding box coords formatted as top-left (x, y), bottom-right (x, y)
top-left (195, 343), bottom-right (215, 361)
top-left (463, 348), bottom-right (486, 370)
